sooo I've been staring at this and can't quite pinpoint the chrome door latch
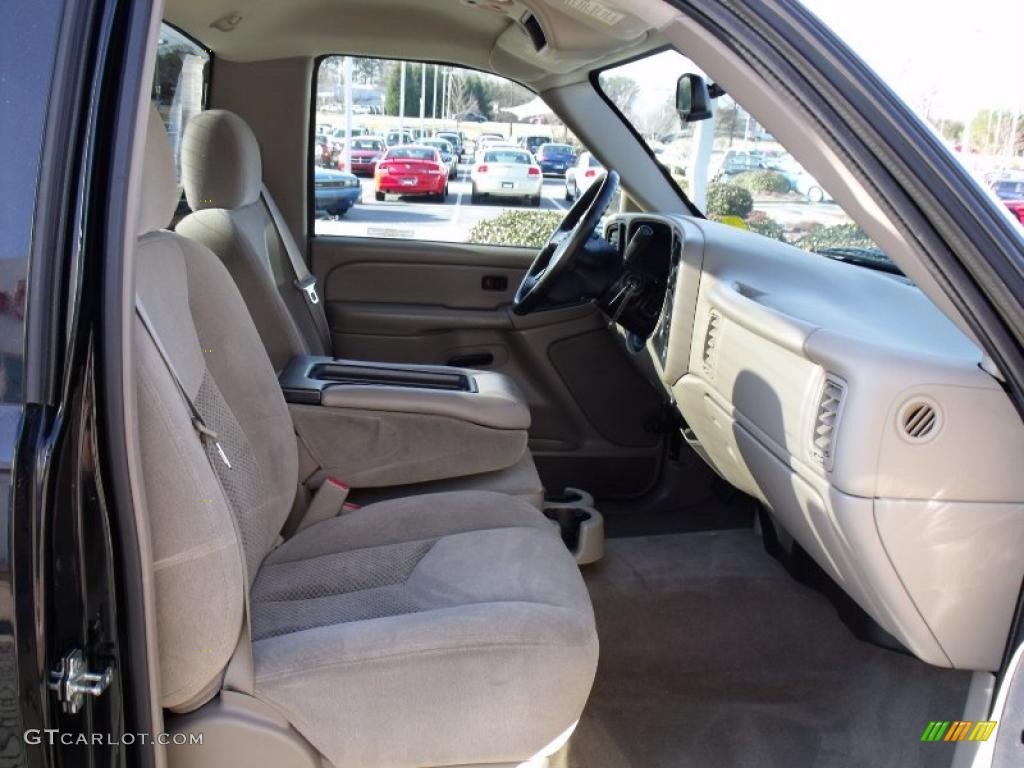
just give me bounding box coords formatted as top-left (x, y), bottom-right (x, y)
top-left (48, 649), bottom-right (113, 714)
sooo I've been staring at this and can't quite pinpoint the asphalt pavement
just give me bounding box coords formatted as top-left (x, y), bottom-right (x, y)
top-left (315, 164), bottom-right (570, 242)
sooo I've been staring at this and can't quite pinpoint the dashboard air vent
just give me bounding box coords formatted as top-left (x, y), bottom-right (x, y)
top-left (810, 375), bottom-right (846, 469)
top-left (898, 398), bottom-right (941, 443)
top-left (702, 310), bottom-right (722, 376)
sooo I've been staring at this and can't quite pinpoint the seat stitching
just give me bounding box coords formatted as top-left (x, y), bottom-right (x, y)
top-left (265, 524), bottom-right (549, 566)
top-left (255, 636), bottom-right (593, 684)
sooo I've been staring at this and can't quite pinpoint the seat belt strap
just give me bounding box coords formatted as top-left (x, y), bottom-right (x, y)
top-left (136, 299), bottom-right (255, 695)
top-left (259, 183), bottom-right (333, 353)
top-left (135, 303), bottom-right (231, 469)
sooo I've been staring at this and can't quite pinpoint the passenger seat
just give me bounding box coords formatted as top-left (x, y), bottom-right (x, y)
top-left (175, 109), bottom-right (545, 507)
top-left (136, 105), bottom-right (598, 768)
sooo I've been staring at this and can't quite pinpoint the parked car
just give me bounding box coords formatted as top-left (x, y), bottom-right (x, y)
top-left (709, 149), bottom-right (768, 182)
top-left (474, 138), bottom-right (516, 163)
top-left (336, 136), bottom-right (386, 176)
top-left (436, 131), bottom-right (464, 159)
top-left (373, 145), bottom-right (449, 201)
top-left (420, 137), bottom-right (459, 179)
top-left (471, 148), bottom-right (543, 205)
top-left (519, 134), bottom-right (553, 155)
top-left (535, 142), bottom-right (576, 176)
top-left (313, 166), bottom-right (360, 216)
top-left (385, 129), bottom-right (414, 146)
top-left (565, 151), bottom-right (605, 201)
top-left (993, 178), bottom-right (1024, 224)
top-left (313, 133), bottom-right (333, 167)
top-left (794, 170), bottom-right (833, 203)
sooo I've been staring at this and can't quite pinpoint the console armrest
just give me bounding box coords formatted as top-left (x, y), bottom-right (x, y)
top-left (318, 372), bottom-right (529, 430)
top-left (281, 356), bottom-right (531, 488)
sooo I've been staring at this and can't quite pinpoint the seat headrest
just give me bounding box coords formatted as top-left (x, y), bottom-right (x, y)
top-left (181, 110), bottom-right (263, 211)
top-left (137, 104), bottom-right (181, 236)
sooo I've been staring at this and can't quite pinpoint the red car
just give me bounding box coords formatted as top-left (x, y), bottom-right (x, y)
top-left (374, 146), bottom-right (449, 202)
top-left (337, 136), bottom-right (386, 176)
top-left (993, 179), bottom-right (1024, 225)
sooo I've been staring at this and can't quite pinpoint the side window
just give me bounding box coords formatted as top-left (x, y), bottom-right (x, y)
top-left (598, 51), bottom-right (897, 275)
top-left (151, 24), bottom-right (210, 180)
top-left (312, 56), bottom-right (594, 248)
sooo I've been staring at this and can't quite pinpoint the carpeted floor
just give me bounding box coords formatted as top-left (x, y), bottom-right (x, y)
top-left (570, 530), bottom-right (971, 768)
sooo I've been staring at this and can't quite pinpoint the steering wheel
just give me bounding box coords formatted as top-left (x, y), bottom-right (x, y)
top-left (513, 170), bottom-right (620, 315)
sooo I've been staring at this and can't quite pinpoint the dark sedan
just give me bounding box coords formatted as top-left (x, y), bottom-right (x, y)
top-left (314, 166), bottom-right (361, 216)
top-left (535, 143), bottom-right (576, 176)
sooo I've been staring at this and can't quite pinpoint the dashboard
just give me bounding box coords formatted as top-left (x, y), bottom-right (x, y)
top-left (604, 213), bottom-right (1024, 672)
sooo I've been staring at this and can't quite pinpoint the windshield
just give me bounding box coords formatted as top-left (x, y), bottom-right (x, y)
top-left (485, 150), bottom-right (532, 164)
top-left (349, 139), bottom-right (383, 151)
top-left (597, 48), bottom-right (898, 274)
top-left (386, 147), bottom-right (437, 161)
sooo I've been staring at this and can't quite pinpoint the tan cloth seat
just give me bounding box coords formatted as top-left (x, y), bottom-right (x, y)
top-left (175, 108), bottom-right (544, 507)
top-left (135, 105), bottom-right (597, 767)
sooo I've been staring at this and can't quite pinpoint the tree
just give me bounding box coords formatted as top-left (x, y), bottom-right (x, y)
top-left (351, 57), bottom-right (387, 85)
top-left (599, 75), bottom-right (639, 116)
top-left (446, 73), bottom-right (480, 119)
top-left (384, 64), bottom-right (441, 117)
top-left (969, 108), bottom-right (1024, 156)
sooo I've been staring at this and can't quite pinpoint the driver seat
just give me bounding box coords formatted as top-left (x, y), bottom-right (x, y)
top-left (175, 109), bottom-right (543, 506)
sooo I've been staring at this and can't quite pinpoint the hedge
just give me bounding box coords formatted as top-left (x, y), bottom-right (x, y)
top-left (745, 210), bottom-right (785, 241)
top-left (468, 210), bottom-right (563, 248)
top-left (794, 222), bottom-right (875, 251)
top-left (706, 182), bottom-right (754, 218)
top-left (731, 170), bottom-right (792, 196)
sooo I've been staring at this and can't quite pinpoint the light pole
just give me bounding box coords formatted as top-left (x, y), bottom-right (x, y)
top-left (398, 60), bottom-right (406, 135)
top-left (343, 56), bottom-right (353, 175)
top-left (419, 61), bottom-right (426, 136)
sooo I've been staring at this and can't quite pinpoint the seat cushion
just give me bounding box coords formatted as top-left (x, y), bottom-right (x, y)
top-left (348, 451), bottom-right (545, 509)
top-left (250, 491), bottom-right (598, 768)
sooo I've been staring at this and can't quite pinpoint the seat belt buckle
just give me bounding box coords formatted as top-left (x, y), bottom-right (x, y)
top-left (297, 476), bottom-right (349, 532)
top-left (295, 274), bottom-right (320, 305)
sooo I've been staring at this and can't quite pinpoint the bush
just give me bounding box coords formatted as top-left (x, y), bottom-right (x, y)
top-left (794, 222), bottom-right (876, 251)
top-left (732, 170), bottom-right (791, 196)
top-left (706, 182), bottom-right (753, 218)
top-left (745, 210), bottom-right (785, 241)
top-left (468, 210), bottom-right (563, 248)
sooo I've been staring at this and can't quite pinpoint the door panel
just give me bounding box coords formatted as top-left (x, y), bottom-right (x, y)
top-left (311, 236), bottom-right (668, 498)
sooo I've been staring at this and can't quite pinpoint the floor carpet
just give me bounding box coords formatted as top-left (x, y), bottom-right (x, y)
top-left (569, 530), bottom-right (971, 768)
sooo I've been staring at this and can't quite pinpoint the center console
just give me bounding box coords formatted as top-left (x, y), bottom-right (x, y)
top-left (279, 356), bottom-right (531, 489)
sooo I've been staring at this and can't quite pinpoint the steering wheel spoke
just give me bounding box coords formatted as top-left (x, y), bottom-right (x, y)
top-left (512, 170), bottom-right (619, 315)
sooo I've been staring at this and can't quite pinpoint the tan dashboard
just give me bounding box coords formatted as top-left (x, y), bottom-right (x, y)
top-left (609, 213), bottom-right (1024, 671)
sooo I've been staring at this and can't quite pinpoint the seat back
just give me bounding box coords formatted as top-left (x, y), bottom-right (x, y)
top-left (135, 105), bottom-right (299, 711)
top-left (176, 109), bottom-right (329, 370)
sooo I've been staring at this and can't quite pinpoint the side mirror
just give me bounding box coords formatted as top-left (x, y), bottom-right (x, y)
top-left (676, 74), bottom-right (713, 123)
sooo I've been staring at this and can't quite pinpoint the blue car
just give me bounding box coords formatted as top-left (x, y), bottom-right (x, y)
top-left (534, 143), bottom-right (576, 176)
top-left (314, 167), bottom-right (360, 216)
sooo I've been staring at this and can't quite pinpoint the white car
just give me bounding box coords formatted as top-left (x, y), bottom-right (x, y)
top-left (473, 138), bottom-right (514, 163)
top-left (794, 170), bottom-right (833, 203)
top-left (565, 151), bottom-right (605, 201)
top-left (470, 148), bottom-right (543, 206)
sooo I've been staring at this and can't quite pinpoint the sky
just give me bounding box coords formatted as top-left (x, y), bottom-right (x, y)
top-left (610, 0), bottom-right (1024, 123)
top-left (804, 0), bottom-right (1024, 118)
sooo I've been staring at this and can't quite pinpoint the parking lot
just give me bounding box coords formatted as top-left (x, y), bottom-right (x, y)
top-left (315, 163), bottom-right (570, 242)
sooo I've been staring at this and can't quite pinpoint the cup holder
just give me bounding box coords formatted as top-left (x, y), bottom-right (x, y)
top-left (543, 486), bottom-right (594, 509)
top-left (543, 507), bottom-right (591, 551)
top-left (542, 502), bottom-right (604, 566)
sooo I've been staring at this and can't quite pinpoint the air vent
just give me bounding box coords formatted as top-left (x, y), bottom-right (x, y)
top-left (897, 398), bottom-right (942, 443)
top-left (521, 13), bottom-right (548, 51)
top-left (810, 375), bottom-right (846, 469)
top-left (701, 310), bottom-right (722, 376)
